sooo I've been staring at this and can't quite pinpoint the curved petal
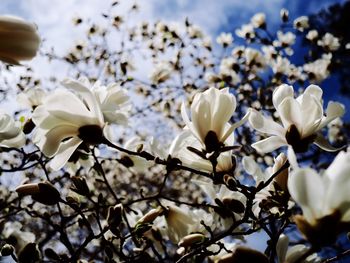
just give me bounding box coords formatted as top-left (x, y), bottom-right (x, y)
top-left (41, 125), bottom-right (78, 157)
top-left (276, 234), bottom-right (289, 263)
top-left (314, 134), bottom-right (344, 152)
top-left (303, 84), bottom-right (323, 102)
top-left (248, 109), bottom-right (285, 137)
top-left (318, 101), bottom-right (345, 130)
top-left (278, 97), bottom-right (302, 130)
top-left (251, 136), bottom-right (286, 153)
top-left (242, 156), bottom-right (267, 183)
top-left (192, 99), bottom-right (211, 143)
top-left (273, 84), bottom-right (294, 109)
top-left (299, 94), bottom-right (323, 137)
top-left (212, 93), bottom-right (235, 137)
top-left (288, 168), bottom-right (325, 223)
top-left (49, 137), bottom-right (83, 171)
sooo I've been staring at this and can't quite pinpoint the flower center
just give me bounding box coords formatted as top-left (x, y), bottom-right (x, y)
top-left (285, 124), bottom-right (316, 153)
top-left (78, 125), bottom-right (104, 145)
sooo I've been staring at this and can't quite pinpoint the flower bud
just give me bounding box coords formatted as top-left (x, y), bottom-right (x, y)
top-left (71, 176), bottom-right (90, 196)
top-left (1, 244), bottom-right (15, 256)
top-left (16, 182), bottom-right (61, 205)
top-left (136, 207), bottom-right (164, 225)
top-left (178, 233), bottom-right (206, 247)
top-left (0, 15), bottom-right (40, 64)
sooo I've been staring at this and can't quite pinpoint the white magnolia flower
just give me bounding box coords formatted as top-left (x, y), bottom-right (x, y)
top-left (251, 13), bottom-right (266, 28)
top-left (280, 8), bottom-right (289, 22)
top-left (216, 32), bottom-right (233, 47)
top-left (0, 15), bottom-right (40, 64)
top-left (32, 79), bottom-right (107, 171)
top-left (276, 234), bottom-right (320, 263)
top-left (170, 130), bottom-right (235, 173)
top-left (17, 87), bottom-right (46, 110)
top-left (275, 31), bottom-right (296, 47)
top-left (0, 111), bottom-right (25, 148)
top-left (235, 23), bottom-right (255, 39)
top-left (249, 84), bottom-right (345, 153)
top-left (317, 32), bottom-right (340, 51)
top-left (306, 30), bottom-right (318, 41)
top-left (303, 53), bottom-right (332, 82)
top-left (293, 16), bottom-right (309, 32)
top-left (121, 136), bottom-right (151, 173)
top-left (187, 25), bottom-right (203, 39)
top-left (288, 149), bottom-right (350, 246)
top-left (244, 48), bottom-right (266, 72)
top-left (149, 61), bottom-right (173, 84)
top-left (181, 87), bottom-right (248, 152)
top-left (271, 56), bottom-right (292, 75)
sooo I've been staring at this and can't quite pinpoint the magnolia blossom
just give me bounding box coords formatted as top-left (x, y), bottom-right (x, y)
top-left (303, 53), bottom-right (332, 82)
top-left (0, 15), bottom-right (40, 64)
top-left (235, 23), bottom-right (255, 40)
top-left (17, 87), bottom-right (46, 110)
top-left (32, 79), bottom-right (107, 171)
top-left (317, 32), bottom-right (340, 51)
top-left (0, 111), bottom-right (25, 148)
top-left (249, 84), bottom-right (345, 153)
top-left (288, 149), bottom-right (350, 246)
top-left (276, 234), bottom-right (320, 263)
top-left (216, 32), bottom-right (233, 47)
top-left (181, 87), bottom-right (248, 152)
top-left (293, 16), bottom-right (309, 32)
top-left (306, 30), bottom-right (318, 41)
top-left (251, 13), bottom-right (266, 28)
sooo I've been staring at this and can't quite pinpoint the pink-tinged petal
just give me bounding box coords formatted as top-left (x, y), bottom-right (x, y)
top-left (288, 168), bottom-right (325, 223)
top-left (318, 101), bottom-right (345, 130)
top-left (272, 84), bottom-right (294, 109)
top-left (277, 97), bottom-right (302, 130)
top-left (251, 136), bottom-right (286, 153)
top-left (314, 134), bottom-right (344, 152)
top-left (299, 94), bottom-right (323, 137)
top-left (49, 137), bottom-right (83, 171)
top-left (41, 125), bottom-right (78, 157)
top-left (248, 109), bottom-right (285, 137)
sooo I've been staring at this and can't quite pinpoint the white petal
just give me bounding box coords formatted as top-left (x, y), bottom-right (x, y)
top-left (285, 244), bottom-right (309, 263)
top-left (299, 94), bottom-right (323, 137)
top-left (303, 84), bottom-right (323, 101)
top-left (314, 134), bottom-right (343, 152)
top-left (192, 99), bottom-right (211, 143)
top-left (288, 168), bottom-right (325, 223)
top-left (276, 234), bottom-right (289, 263)
top-left (272, 84), bottom-right (294, 109)
top-left (242, 156), bottom-right (267, 183)
top-left (49, 137), bottom-right (83, 171)
top-left (251, 136), bottom-right (286, 153)
top-left (248, 109), bottom-right (285, 137)
top-left (277, 97), bottom-right (302, 130)
top-left (318, 101), bottom-right (345, 130)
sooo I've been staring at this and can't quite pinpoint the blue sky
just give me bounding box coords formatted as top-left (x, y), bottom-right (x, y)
top-left (1, 0), bottom-right (349, 118)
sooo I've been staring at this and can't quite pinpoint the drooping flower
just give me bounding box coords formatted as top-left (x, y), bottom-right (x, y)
top-left (181, 87), bottom-right (248, 152)
top-left (0, 110), bottom-right (25, 148)
top-left (249, 84), bottom-right (345, 153)
top-left (32, 79), bottom-right (107, 171)
top-left (0, 15), bottom-right (40, 64)
top-left (288, 149), bottom-right (350, 247)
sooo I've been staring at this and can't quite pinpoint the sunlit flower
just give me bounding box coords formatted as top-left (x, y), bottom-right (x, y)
top-left (216, 32), bottom-right (234, 47)
top-left (293, 16), bottom-right (309, 32)
top-left (0, 110), bottom-right (25, 148)
top-left (317, 32), bottom-right (340, 51)
top-left (306, 30), bottom-right (318, 41)
top-left (251, 13), bottom-right (266, 28)
top-left (17, 87), bottom-right (46, 110)
top-left (276, 234), bottom-right (320, 263)
top-left (249, 84), bottom-right (345, 153)
top-left (288, 149), bottom-right (350, 246)
top-left (32, 79), bottom-right (106, 171)
top-left (235, 23), bottom-right (255, 40)
top-left (0, 15), bottom-right (40, 64)
top-left (181, 87), bottom-right (248, 152)
top-left (303, 53), bottom-right (332, 82)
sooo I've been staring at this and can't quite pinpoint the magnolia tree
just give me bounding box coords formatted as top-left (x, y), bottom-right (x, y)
top-left (0, 2), bottom-right (350, 263)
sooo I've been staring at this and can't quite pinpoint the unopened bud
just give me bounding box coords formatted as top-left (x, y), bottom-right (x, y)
top-left (178, 233), bottom-right (206, 247)
top-left (136, 207), bottom-right (164, 225)
top-left (16, 182), bottom-right (61, 206)
top-left (71, 176), bottom-right (90, 196)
